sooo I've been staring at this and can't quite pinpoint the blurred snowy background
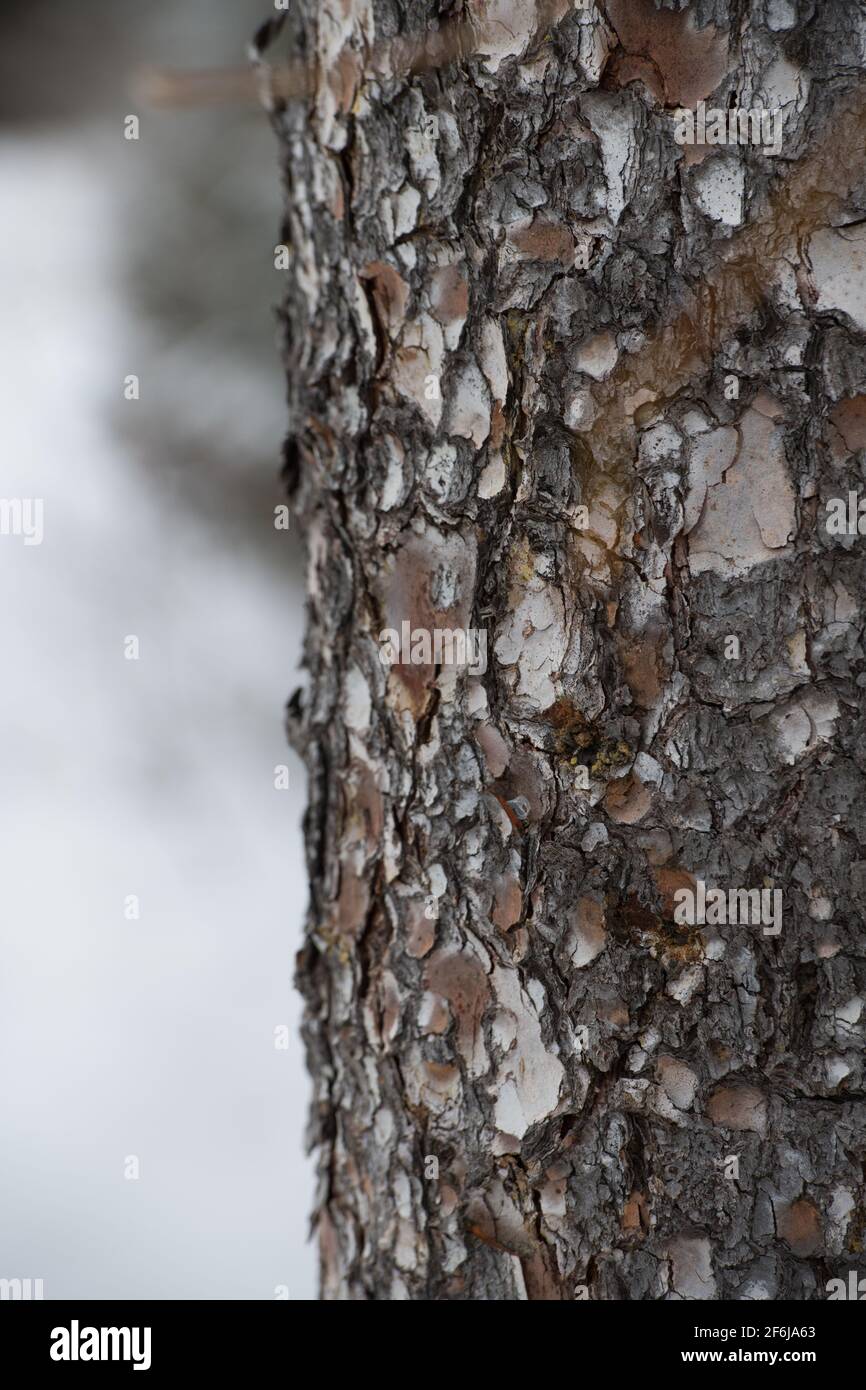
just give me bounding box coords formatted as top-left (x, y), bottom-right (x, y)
top-left (0, 0), bottom-right (315, 1298)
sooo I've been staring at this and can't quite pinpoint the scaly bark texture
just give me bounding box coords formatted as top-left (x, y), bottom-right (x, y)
top-left (264, 0), bottom-right (866, 1299)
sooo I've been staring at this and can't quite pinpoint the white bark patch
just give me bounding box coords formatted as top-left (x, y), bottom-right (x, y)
top-left (687, 406), bottom-right (796, 577)
top-left (585, 482), bottom-right (622, 547)
top-left (666, 965), bottom-right (705, 1006)
top-left (446, 359), bottom-right (491, 449)
top-left (392, 185), bottom-right (421, 238)
top-left (803, 688), bottom-right (840, 742)
top-left (564, 386), bottom-right (597, 432)
top-left (379, 435), bottom-right (406, 512)
top-left (479, 317), bottom-right (509, 404)
top-left (770, 690), bottom-right (839, 764)
top-left (491, 966), bottom-right (565, 1141)
top-left (835, 997), bottom-right (862, 1027)
top-left (351, 279), bottom-right (378, 363)
top-left (785, 629), bottom-right (810, 676)
top-left (776, 706), bottom-right (812, 763)
top-left (639, 422), bottom-right (681, 466)
top-left (315, 0), bottom-right (370, 147)
top-left (668, 1236), bottom-right (717, 1300)
top-left (692, 155), bottom-right (745, 226)
top-left (478, 452), bottom-right (507, 498)
top-left (633, 752), bottom-right (663, 787)
top-left (476, 0), bottom-right (559, 73)
top-left (766, 0), bottom-right (797, 29)
top-left (494, 578), bottom-right (568, 711)
top-left (566, 896), bottom-right (607, 968)
top-left (760, 54), bottom-right (810, 122)
top-left (581, 92), bottom-right (637, 226)
top-left (578, 10), bottom-right (617, 85)
top-left (404, 94), bottom-right (440, 200)
top-left (828, 1188), bottom-right (856, 1251)
top-left (393, 313), bottom-right (444, 428)
top-left (809, 225), bottom-right (866, 333)
top-left (657, 1056), bottom-right (698, 1111)
top-left (827, 1056), bottom-right (852, 1087)
top-left (807, 894), bottom-right (833, 923)
top-left (573, 330), bottom-right (618, 380)
top-left (344, 665), bottom-right (371, 732)
top-left (581, 822), bottom-right (608, 853)
top-left (424, 443), bottom-right (459, 504)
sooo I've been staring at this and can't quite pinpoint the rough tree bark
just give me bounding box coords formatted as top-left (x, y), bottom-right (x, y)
top-left (263, 0), bottom-right (866, 1300)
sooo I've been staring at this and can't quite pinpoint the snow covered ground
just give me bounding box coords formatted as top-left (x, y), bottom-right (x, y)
top-left (0, 84), bottom-right (316, 1297)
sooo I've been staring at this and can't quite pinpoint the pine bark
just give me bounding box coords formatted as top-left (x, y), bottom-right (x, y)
top-left (265, 0), bottom-right (866, 1300)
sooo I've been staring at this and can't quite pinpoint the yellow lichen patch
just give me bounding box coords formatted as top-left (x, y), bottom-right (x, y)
top-left (509, 537), bottom-right (536, 588)
top-left (617, 894), bottom-right (704, 964)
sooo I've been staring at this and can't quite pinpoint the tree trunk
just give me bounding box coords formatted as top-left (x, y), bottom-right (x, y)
top-left (265, 0), bottom-right (866, 1300)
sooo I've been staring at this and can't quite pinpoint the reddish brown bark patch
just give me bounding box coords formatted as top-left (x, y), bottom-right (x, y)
top-left (605, 773), bottom-right (653, 824)
top-left (707, 1084), bottom-right (767, 1136)
top-left (429, 264), bottom-right (469, 328)
top-left (345, 765), bottom-right (384, 852)
top-left (380, 530), bottom-right (476, 719)
top-left (777, 1198), bottom-right (823, 1257)
top-left (508, 217), bottom-right (575, 265)
top-left (605, 0), bottom-right (731, 109)
top-left (405, 899), bottom-right (436, 959)
top-left (617, 630), bottom-right (666, 710)
top-left (828, 394), bottom-right (866, 461)
top-left (492, 873), bottom-right (523, 932)
top-left (360, 260), bottom-right (409, 340)
top-left (653, 867), bottom-right (697, 919)
top-left (425, 949), bottom-right (490, 1068)
top-left (332, 866), bottom-right (370, 942)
